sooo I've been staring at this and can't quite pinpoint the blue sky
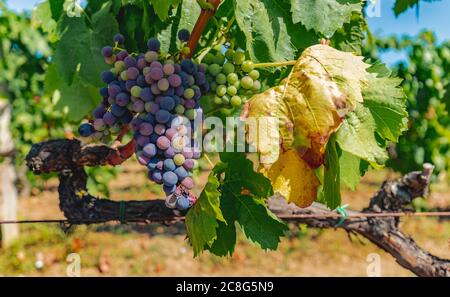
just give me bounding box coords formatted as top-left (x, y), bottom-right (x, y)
top-left (7, 0), bottom-right (450, 64)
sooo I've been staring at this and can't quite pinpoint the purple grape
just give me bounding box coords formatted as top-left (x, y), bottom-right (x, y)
top-left (100, 87), bottom-right (109, 97)
top-left (116, 50), bottom-right (128, 61)
top-left (131, 118), bottom-right (143, 131)
top-left (162, 171), bottom-right (178, 186)
top-left (194, 72), bottom-right (206, 85)
top-left (181, 59), bottom-right (195, 74)
top-left (181, 177), bottom-right (194, 189)
top-left (163, 63), bottom-right (175, 76)
top-left (137, 58), bottom-right (147, 70)
top-left (114, 33), bottom-right (125, 44)
top-left (116, 92), bottom-right (130, 106)
top-left (150, 170), bottom-right (163, 184)
top-left (127, 67), bottom-right (139, 80)
top-left (163, 159), bottom-right (176, 171)
top-left (175, 86), bottom-right (185, 96)
top-left (93, 105), bottom-right (105, 119)
top-left (154, 124), bottom-right (166, 135)
top-left (156, 160), bottom-right (164, 170)
top-left (157, 78), bottom-right (170, 92)
top-left (103, 112), bottom-right (116, 125)
top-left (183, 159), bottom-right (195, 170)
top-left (178, 29), bottom-right (190, 42)
top-left (133, 100), bottom-right (145, 113)
top-left (165, 128), bottom-right (178, 140)
top-left (174, 64), bottom-right (181, 73)
top-left (147, 38), bottom-right (161, 51)
top-left (101, 71), bottom-right (115, 84)
top-left (145, 73), bottom-right (153, 85)
top-left (141, 88), bottom-right (154, 102)
top-left (182, 150), bottom-right (193, 159)
top-left (145, 101), bottom-right (160, 114)
top-left (174, 166), bottom-right (188, 179)
top-left (140, 113), bottom-right (155, 124)
top-left (149, 67), bottom-right (164, 81)
top-left (168, 74), bottom-right (182, 88)
top-left (155, 110), bottom-right (171, 123)
top-left (137, 153), bottom-right (150, 166)
top-left (102, 46), bottom-right (113, 58)
top-left (111, 104), bottom-right (126, 117)
top-left (143, 143), bottom-right (157, 157)
top-left (184, 99), bottom-right (196, 109)
top-left (163, 184), bottom-right (177, 194)
top-left (108, 84), bottom-right (121, 98)
top-left (147, 157), bottom-right (159, 170)
top-left (136, 135), bottom-right (150, 147)
top-left (160, 96), bottom-right (175, 111)
top-left (156, 136), bottom-right (171, 150)
top-left (176, 196), bottom-right (191, 211)
top-left (78, 123), bottom-right (94, 137)
top-left (136, 75), bottom-right (146, 87)
top-left (125, 80), bottom-right (137, 91)
top-left (151, 83), bottom-right (161, 95)
top-left (140, 122), bottom-right (154, 136)
top-left (124, 56), bottom-right (137, 68)
top-left (164, 147), bottom-right (175, 158)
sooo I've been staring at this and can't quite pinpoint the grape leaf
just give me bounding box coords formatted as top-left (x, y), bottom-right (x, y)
top-left (32, 1), bottom-right (58, 38)
top-left (323, 134), bottom-right (341, 209)
top-left (290, 0), bottom-right (363, 37)
top-left (339, 150), bottom-right (361, 190)
top-left (363, 76), bottom-right (408, 141)
top-left (331, 12), bottom-right (366, 54)
top-left (336, 103), bottom-right (388, 167)
top-left (185, 173), bottom-right (224, 257)
top-left (262, 149), bottom-right (320, 207)
top-left (149, 0), bottom-right (181, 21)
top-left (49, 0), bottom-right (65, 21)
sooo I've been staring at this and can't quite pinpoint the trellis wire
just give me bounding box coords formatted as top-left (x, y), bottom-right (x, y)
top-left (0, 211), bottom-right (449, 225)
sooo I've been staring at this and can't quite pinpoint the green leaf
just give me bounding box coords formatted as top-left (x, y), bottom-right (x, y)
top-left (336, 103), bottom-right (389, 167)
top-left (363, 76), bottom-right (408, 141)
top-left (49, 0), bottom-right (65, 21)
top-left (339, 150), bottom-right (361, 190)
top-left (149, 0), bottom-right (181, 21)
top-left (331, 12), bottom-right (366, 54)
top-left (323, 135), bottom-right (341, 209)
top-left (394, 0), bottom-right (419, 16)
top-left (33, 1), bottom-right (58, 37)
top-left (186, 173), bottom-right (224, 257)
top-left (290, 0), bottom-right (362, 37)
top-left (234, 0), bottom-right (298, 63)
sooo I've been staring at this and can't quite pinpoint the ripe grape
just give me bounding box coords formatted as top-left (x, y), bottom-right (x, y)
top-left (78, 123), bottom-right (95, 137)
top-left (163, 171), bottom-right (178, 186)
top-left (176, 196), bottom-right (191, 211)
top-left (178, 29), bottom-right (190, 42)
top-left (147, 38), bottom-right (161, 51)
top-left (114, 33), bottom-right (125, 44)
top-left (102, 46), bottom-right (113, 58)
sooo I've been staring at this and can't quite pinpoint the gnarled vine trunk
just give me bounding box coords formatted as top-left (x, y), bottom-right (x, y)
top-left (25, 139), bottom-right (450, 277)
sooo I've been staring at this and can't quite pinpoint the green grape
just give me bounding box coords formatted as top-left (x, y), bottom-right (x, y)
top-left (233, 80), bottom-right (241, 89)
top-left (241, 60), bottom-right (254, 73)
top-left (227, 85), bottom-right (237, 96)
top-left (203, 53), bottom-right (215, 64)
top-left (213, 96), bottom-right (223, 105)
top-left (223, 62), bottom-right (235, 74)
top-left (131, 86), bottom-right (142, 98)
top-left (214, 53), bottom-right (226, 65)
top-left (216, 85), bottom-right (227, 97)
top-left (225, 48), bottom-right (235, 60)
top-left (222, 95), bottom-right (230, 105)
top-left (115, 61), bottom-right (126, 73)
top-left (249, 69), bottom-right (260, 80)
top-left (227, 73), bottom-right (239, 84)
top-left (208, 64), bottom-right (222, 76)
top-left (120, 71), bottom-right (128, 81)
top-left (216, 73), bottom-right (227, 85)
top-left (210, 81), bottom-right (218, 91)
top-left (185, 109), bottom-right (196, 120)
top-left (175, 104), bottom-right (185, 114)
top-left (241, 76), bottom-right (254, 89)
top-left (252, 80), bottom-right (261, 91)
top-left (230, 96), bottom-right (242, 107)
top-left (233, 51), bottom-right (246, 65)
top-left (184, 88), bottom-right (195, 99)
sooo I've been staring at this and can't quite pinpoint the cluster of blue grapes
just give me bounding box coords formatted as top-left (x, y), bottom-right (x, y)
top-left (203, 46), bottom-right (261, 108)
top-left (78, 30), bottom-right (204, 211)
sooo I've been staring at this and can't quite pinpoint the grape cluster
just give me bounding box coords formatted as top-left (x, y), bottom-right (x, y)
top-left (78, 32), bottom-right (205, 211)
top-left (202, 46), bottom-right (261, 108)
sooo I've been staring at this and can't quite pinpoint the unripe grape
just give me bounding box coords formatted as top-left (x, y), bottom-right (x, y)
top-left (252, 80), bottom-right (262, 91)
top-left (216, 85), bottom-right (227, 97)
top-left (215, 73), bottom-right (226, 85)
top-left (174, 154), bottom-right (186, 166)
top-left (225, 48), bottom-right (235, 60)
top-left (227, 85), bottom-right (237, 96)
top-left (184, 88), bottom-right (195, 99)
top-left (227, 73), bottom-right (239, 84)
top-left (249, 69), bottom-right (260, 80)
top-left (214, 53), bottom-right (225, 65)
top-left (233, 51), bottom-right (246, 65)
top-left (230, 96), bottom-right (242, 107)
top-left (241, 60), bottom-right (254, 73)
top-left (185, 109), bottom-right (196, 120)
top-left (222, 62), bottom-right (235, 75)
top-left (241, 76), bottom-right (254, 89)
top-left (213, 96), bottom-right (223, 105)
top-left (208, 64), bottom-right (221, 76)
top-left (131, 86), bottom-right (142, 98)
top-left (203, 53), bottom-right (215, 64)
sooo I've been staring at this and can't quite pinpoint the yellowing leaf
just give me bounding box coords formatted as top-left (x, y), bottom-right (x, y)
top-left (262, 150), bottom-right (319, 207)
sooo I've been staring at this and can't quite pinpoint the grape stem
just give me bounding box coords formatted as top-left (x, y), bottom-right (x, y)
top-left (253, 60), bottom-right (297, 68)
top-left (186, 0), bottom-right (222, 58)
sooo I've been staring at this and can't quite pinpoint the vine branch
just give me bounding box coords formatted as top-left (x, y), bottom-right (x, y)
top-left (25, 139), bottom-right (449, 277)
